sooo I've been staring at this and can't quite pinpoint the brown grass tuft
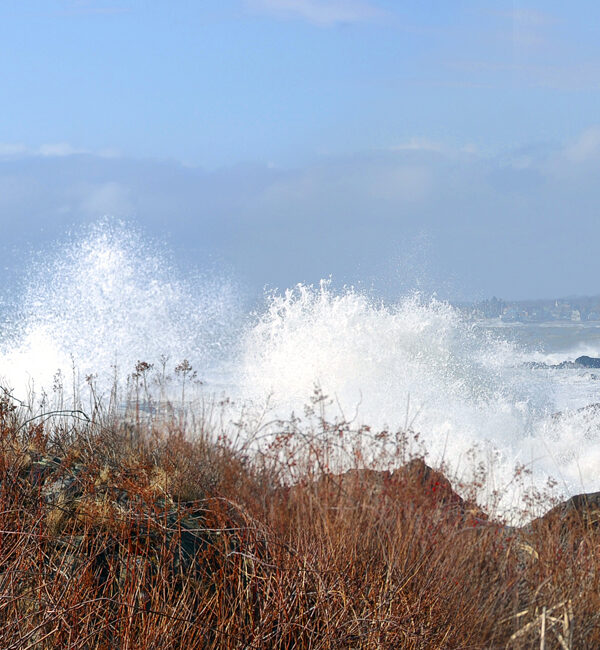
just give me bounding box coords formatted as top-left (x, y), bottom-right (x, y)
top-left (0, 385), bottom-right (598, 648)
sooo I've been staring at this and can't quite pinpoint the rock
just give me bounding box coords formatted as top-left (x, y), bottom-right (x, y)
top-left (575, 355), bottom-right (600, 368)
top-left (526, 490), bottom-right (600, 536)
top-left (7, 449), bottom-right (269, 599)
top-left (524, 355), bottom-right (600, 370)
top-left (285, 458), bottom-right (489, 527)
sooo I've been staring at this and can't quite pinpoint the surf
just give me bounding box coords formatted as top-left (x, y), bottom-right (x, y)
top-left (2, 220), bottom-right (600, 517)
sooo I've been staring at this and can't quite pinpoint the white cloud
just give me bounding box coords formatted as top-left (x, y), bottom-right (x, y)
top-left (97, 147), bottom-right (123, 158)
top-left (4, 137), bottom-right (600, 299)
top-left (0, 141), bottom-right (125, 160)
top-left (258, 156), bottom-right (433, 210)
top-left (390, 138), bottom-right (445, 153)
top-left (245, 0), bottom-right (382, 26)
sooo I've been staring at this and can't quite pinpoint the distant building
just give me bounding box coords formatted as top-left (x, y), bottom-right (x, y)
top-left (501, 307), bottom-right (520, 322)
top-left (460, 295), bottom-right (600, 323)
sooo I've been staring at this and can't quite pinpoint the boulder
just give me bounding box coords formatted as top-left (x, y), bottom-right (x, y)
top-left (284, 458), bottom-right (489, 527)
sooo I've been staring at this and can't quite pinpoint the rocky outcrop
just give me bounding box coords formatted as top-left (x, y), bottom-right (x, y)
top-left (526, 355), bottom-right (600, 370)
top-left (285, 459), bottom-right (600, 549)
top-left (12, 447), bottom-right (600, 591)
top-left (282, 458), bottom-right (490, 528)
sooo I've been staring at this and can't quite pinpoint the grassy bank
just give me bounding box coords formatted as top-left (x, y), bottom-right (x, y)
top-left (0, 379), bottom-right (598, 649)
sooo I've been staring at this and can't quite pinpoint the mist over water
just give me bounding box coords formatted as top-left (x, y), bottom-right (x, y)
top-left (2, 221), bottom-right (600, 517)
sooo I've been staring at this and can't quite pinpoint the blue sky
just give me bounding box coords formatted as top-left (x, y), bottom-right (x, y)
top-left (2, 1), bottom-right (600, 299)
top-left (4, 0), bottom-right (600, 166)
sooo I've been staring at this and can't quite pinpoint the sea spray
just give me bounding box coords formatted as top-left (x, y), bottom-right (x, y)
top-left (239, 281), bottom-right (534, 427)
top-left (2, 221), bottom-right (600, 517)
top-left (237, 281), bottom-right (564, 513)
top-left (0, 220), bottom-right (240, 402)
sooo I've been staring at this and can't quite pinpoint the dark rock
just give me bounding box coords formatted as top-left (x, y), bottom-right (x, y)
top-left (525, 355), bottom-right (600, 370)
top-left (575, 355), bottom-right (600, 368)
top-left (526, 490), bottom-right (600, 535)
top-left (9, 450), bottom-right (269, 602)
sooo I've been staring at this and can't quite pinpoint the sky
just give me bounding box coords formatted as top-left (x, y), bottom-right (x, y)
top-left (2, 0), bottom-right (600, 300)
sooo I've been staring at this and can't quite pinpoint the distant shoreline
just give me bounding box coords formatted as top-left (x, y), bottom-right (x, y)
top-left (456, 294), bottom-right (600, 324)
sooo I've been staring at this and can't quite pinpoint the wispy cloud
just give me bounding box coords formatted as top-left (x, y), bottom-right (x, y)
top-left (38, 143), bottom-right (88, 157)
top-left (390, 138), bottom-right (445, 154)
top-left (244, 0), bottom-right (383, 26)
top-left (4, 128), bottom-right (600, 299)
top-left (564, 126), bottom-right (600, 163)
top-left (0, 142), bottom-right (123, 159)
top-left (496, 8), bottom-right (556, 27)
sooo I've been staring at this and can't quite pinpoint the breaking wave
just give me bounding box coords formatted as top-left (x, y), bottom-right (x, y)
top-left (0, 221), bottom-right (240, 398)
top-left (2, 221), bottom-right (600, 515)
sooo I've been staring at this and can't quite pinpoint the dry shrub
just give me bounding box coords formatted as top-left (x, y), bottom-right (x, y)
top-left (0, 392), bottom-right (599, 648)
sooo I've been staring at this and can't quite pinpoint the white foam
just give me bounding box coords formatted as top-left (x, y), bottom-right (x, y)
top-left (3, 223), bottom-right (600, 519)
top-left (0, 220), bottom-right (239, 400)
top-left (237, 282), bottom-right (600, 515)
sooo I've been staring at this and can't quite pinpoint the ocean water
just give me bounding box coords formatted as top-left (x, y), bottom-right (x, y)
top-left (1, 222), bottom-right (600, 518)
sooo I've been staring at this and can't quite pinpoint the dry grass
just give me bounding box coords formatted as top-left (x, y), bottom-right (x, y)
top-left (0, 383), bottom-right (599, 649)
